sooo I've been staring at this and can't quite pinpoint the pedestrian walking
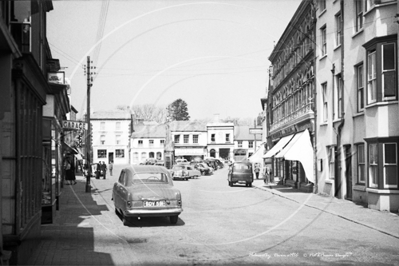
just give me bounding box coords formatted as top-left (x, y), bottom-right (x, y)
top-left (95, 162), bottom-right (101, 179)
top-left (101, 161), bottom-right (107, 179)
top-left (64, 156), bottom-right (77, 185)
top-left (254, 163), bottom-right (260, 179)
top-left (264, 168), bottom-right (271, 185)
top-left (109, 161), bottom-right (113, 176)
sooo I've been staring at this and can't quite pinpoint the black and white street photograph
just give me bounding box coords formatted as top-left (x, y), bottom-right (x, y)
top-left (0, 0), bottom-right (399, 265)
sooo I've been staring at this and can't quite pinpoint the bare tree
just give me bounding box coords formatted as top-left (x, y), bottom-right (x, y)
top-left (117, 104), bottom-right (168, 123)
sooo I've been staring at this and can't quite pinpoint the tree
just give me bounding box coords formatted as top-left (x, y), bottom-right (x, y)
top-left (167, 99), bottom-right (190, 121)
top-left (116, 104), bottom-right (168, 123)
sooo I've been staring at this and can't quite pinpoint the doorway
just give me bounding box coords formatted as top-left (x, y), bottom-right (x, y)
top-left (344, 145), bottom-right (352, 200)
top-left (108, 152), bottom-right (114, 164)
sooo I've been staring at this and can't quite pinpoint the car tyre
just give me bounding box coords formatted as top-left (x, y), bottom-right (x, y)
top-left (249, 183), bottom-right (253, 187)
top-left (122, 214), bottom-right (130, 226)
top-left (170, 215), bottom-right (178, 224)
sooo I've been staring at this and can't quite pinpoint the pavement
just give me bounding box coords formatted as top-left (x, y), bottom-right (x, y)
top-left (25, 172), bottom-right (399, 265)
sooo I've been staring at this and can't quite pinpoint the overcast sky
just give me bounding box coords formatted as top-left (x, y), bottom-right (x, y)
top-left (47, 0), bottom-right (301, 121)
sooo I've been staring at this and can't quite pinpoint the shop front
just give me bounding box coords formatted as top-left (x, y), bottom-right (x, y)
top-left (175, 147), bottom-right (206, 161)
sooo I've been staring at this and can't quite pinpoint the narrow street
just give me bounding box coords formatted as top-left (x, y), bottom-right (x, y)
top-left (27, 165), bottom-right (399, 265)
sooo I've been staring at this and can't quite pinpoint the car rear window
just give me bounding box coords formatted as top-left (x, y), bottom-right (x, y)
top-left (233, 164), bottom-right (250, 171)
top-left (126, 172), bottom-right (169, 186)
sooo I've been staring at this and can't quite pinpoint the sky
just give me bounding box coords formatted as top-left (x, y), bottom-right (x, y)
top-left (47, 0), bottom-right (301, 121)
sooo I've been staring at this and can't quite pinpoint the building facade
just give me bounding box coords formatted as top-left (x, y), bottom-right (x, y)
top-left (206, 121), bottom-right (235, 160)
top-left (130, 124), bottom-right (166, 164)
top-left (266, 0), bottom-right (316, 192)
top-left (0, 1), bottom-right (67, 264)
top-left (169, 121), bottom-right (207, 161)
top-left (91, 110), bottom-right (132, 165)
top-left (316, 0), bottom-right (399, 211)
top-left (233, 125), bottom-right (262, 161)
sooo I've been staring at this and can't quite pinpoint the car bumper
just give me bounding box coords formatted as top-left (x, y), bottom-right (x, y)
top-left (124, 207), bottom-right (183, 217)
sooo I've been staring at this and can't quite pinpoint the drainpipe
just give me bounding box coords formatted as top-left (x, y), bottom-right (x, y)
top-left (334, 0), bottom-right (346, 198)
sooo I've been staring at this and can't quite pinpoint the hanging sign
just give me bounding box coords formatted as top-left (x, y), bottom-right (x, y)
top-left (63, 120), bottom-right (86, 131)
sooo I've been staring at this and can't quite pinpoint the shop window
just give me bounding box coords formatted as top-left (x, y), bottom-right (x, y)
top-left (98, 149), bottom-right (107, 158)
top-left (116, 149), bottom-right (125, 158)
top-left (357, 143), bottom-right (365, 184)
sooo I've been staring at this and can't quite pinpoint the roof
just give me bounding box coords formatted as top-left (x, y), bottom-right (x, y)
top-left (132, 124), bottom-right (166, 138)
top-left (168, 121), bottom-right (206, 132)
top-left (91, 110), bottom-right (131, 120)
top-left (125, 165), bottom-right (170, 174)
top-left (234, 126), bottom-right (262, 140)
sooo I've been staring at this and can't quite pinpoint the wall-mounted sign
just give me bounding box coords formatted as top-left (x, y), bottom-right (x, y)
top-left (63, 120), bottom-right (86, 131)
top-left (48, 72), bottom-right (65, 84)
top-left (249, 128), bottom-right (263, 135)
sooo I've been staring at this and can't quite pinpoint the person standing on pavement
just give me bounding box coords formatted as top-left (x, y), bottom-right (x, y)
top-left (101, 161), bottom-right (107, 179)
top-left (109, 161), bottom-right (113, 176)
top-left (254, 163), bottom-right (260, 179)
top-left (64, 156), bottom-right (77, 185)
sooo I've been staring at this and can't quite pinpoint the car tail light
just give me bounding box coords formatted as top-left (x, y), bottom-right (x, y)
top-left (127, 201), bottom-right (132, 208)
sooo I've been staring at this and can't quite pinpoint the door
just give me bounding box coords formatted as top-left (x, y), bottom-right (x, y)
top-left (345, 145), bottom-right (352, 200)
top-left (108, 152), bottom-right (114, 164)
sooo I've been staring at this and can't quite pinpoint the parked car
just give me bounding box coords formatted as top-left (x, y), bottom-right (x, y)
top-left (145, 158), bottom-right (157, 165)
top-left (227, 161), bottom-right (253, 187)
top-left (183, 165), bottom-right (201, 179)
top-left (155, 160), bottom-right (164, 166)
top-left (112, 165), bottom-right (183, 225)
top-left (175, 158), bottom-right (189, 165)
top-left (204, 159), bottom-right (218, 171)
top-left (170, 165), bottom-right (190, 181)
top-left (190, 162), bottom-right (213, 175)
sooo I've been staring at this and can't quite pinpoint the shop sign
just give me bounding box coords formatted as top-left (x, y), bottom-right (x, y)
top-left (63, 120), bottom-right (86, 131)
top-left (48, 72), bottom-right (65, 84)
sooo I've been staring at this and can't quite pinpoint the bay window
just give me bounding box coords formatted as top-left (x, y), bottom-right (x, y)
top-left (367, 139), bottom-right (399, 189)
top-left (364, 36), bottom-right (397, 105)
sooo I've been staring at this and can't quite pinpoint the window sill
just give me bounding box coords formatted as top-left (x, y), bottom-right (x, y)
top-left (352, 28), bottom-right (364, 39)
top-left (333, 44), bottom-right (341, 51)
top-left (319, 54), bottom-right (328, 61)
top-left (366, 188), bottom-right (399, 194)
top-left (319, 122), bottom-right (328, 127)
top-left (364, 2), bottom-right (396, 17)
top-left (332, 118), bottom-right (344, 125)
top-left (318, 9), bottom-right (326, 17)
top-left (352, 112), bottom-right (364, 118)
top-left (365, 100), bottom-right (398, 109)
top-left (325, 179), bottom-right (334, 184)
top-left (353, 184), bottom-right (366, 192)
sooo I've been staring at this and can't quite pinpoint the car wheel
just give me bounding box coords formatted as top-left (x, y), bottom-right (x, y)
top-left (122, 214), bottom-right (130, 226)
top-left (249, 183), bottom-right (253, 187)
top-left (229, 181), bottom-right (232, 187)
top-left (170, 215), bottom-right (178, 224)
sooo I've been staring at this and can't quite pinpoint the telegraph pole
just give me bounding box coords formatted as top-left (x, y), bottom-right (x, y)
top-left (84, 56), bottom-right (95, 192)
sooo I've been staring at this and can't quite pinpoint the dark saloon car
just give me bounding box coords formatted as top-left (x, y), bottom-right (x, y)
top-left (112, 165), bottom-right (183, 225)
top-left (227, 161), bottom-right (253, 187)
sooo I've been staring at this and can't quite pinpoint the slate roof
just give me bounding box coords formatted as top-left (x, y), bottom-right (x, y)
top-left (132, 124), bottom-right (166, 138)
top-left (168, 121), bottom-right (206, 132)
top-left (234, 125), bottom-right (262, 141)
top-left (90, 110), bottom-right (131, 120)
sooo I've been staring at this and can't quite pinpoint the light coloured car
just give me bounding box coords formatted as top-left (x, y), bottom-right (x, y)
top-left (184, 165), bottom-right (201, 179)
top-left (112, 165), bottom-right (183, 225)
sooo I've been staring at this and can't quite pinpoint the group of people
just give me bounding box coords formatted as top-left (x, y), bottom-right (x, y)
top-left (63, 156), bottom-right (114, 185)
top-left (253, 162), bottom-right (272, 184)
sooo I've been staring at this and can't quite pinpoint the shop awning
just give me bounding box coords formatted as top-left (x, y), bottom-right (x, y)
top-left (262, 135), bottom-right (294, 158)
top-left (248, 143), bottom-right (265, 163)
top-left (275, 129), bottom-right (314, 183)
top-left (63, 142), bottom-right (78, 154)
